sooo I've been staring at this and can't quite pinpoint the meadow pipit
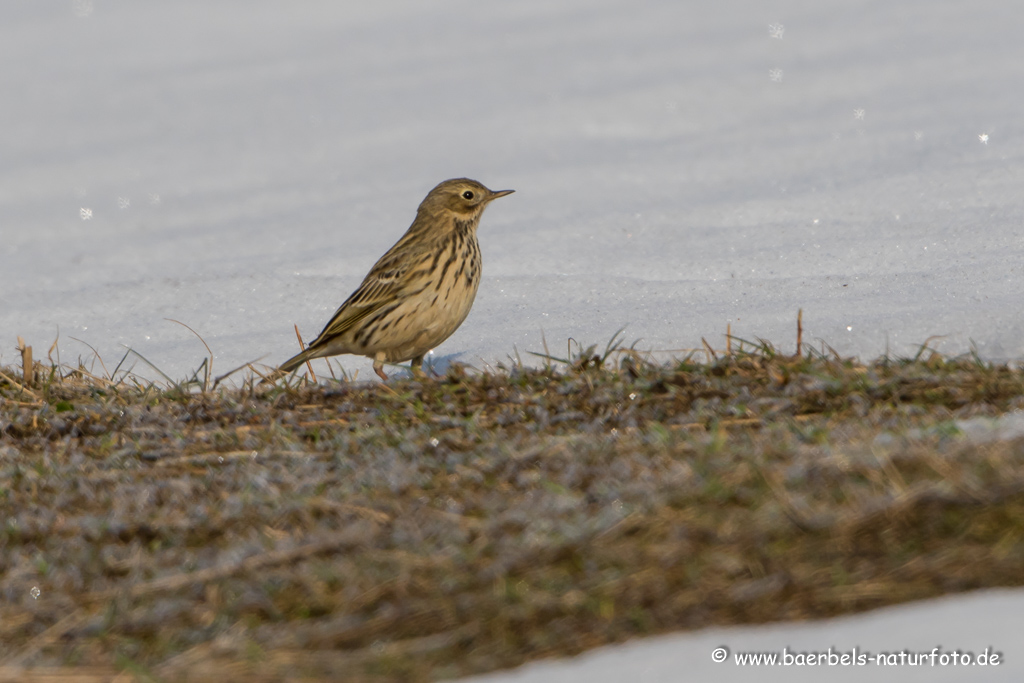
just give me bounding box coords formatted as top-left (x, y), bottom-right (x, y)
top-left (279, 178), bottom-right (514, 380)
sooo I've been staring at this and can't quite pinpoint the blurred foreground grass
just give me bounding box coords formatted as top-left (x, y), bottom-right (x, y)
top-left (2, 337), bottom-right (1024, 682)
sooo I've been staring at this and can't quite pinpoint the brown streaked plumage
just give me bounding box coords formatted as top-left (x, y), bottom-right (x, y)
top-left (279, 178), bottom-right (514, 380)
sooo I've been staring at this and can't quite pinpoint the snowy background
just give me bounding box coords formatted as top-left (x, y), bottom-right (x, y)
top-left (2, 0), bottom-right (1023, 678)
top-left (3, 0), bottom-right (1022, 381)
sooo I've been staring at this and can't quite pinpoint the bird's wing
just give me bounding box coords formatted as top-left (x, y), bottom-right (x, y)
top-left (278, 265), bottom-right (403, 372)
top-left (306, 243), bottom-right (424, 346)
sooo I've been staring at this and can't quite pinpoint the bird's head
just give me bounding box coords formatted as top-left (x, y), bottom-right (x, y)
top-left (420, 178), bottom-right (514, 219)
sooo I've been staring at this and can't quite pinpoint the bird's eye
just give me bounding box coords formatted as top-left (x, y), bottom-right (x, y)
top-left (462, 190), bottom-right (474, 200)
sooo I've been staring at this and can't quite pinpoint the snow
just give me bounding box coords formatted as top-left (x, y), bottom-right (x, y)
top-left (3, 0), bottom-right (1022, 380)
top-left (1, 0), bottom-right (1022, 678)
top-left (463, 587), bottom-right (1024, 682)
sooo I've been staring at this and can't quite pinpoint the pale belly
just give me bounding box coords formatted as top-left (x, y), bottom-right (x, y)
top-left (361, 276), bottom-right (481, 362)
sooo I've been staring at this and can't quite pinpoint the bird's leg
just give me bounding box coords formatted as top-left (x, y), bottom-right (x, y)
top-left (410, 354), bottom-right (426, 378)
top-left (373, 352), bottom-right (389, 381)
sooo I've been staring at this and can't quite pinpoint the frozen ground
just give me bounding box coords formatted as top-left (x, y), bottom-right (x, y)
top-left (1, 0), bottom-right (1022, 678)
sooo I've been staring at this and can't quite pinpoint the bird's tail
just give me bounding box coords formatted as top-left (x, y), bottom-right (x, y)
top-left (278, 347), bottom-right (315, 374)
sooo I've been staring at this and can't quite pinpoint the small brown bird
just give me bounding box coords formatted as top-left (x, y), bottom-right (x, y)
top-left (279, 178), bottom-right (514, 380)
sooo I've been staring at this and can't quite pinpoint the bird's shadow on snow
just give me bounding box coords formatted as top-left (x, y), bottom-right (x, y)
top-left (418, 352), bottom-right (464, 377)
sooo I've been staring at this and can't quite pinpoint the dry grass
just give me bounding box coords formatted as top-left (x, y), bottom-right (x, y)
top-left (2, 334), bottom-right (1024, 682)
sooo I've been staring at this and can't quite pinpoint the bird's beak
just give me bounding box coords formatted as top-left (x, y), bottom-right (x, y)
top-left (489, 189), bottom-right (515, 200)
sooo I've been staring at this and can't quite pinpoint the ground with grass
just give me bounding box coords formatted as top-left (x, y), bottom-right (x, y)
top-left (2, 340), bottom-right (1024, 682)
